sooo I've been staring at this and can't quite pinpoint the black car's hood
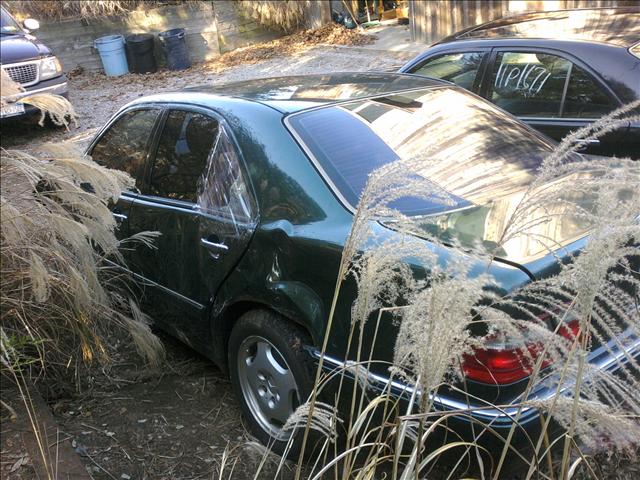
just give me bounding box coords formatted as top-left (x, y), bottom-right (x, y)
top-left (0, 34), bottom-right (50, 63)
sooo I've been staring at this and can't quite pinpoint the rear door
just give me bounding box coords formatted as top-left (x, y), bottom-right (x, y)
top-left (126, 106), bottom-right (257, 343)
top-left (88, 107), bottom-right (162, 245)
top-left (482, 48), bottom-right (626, 155)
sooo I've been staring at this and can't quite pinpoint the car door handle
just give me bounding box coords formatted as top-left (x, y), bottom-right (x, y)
top-left (112, 212), bottom-right (127, 222)
top-left (572, 139), bottom-right (600, 146)
top-left (200, 237), bottom-right (229, 252)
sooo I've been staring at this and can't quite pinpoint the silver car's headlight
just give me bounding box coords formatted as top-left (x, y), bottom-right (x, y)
top-left (39, 56), bottom-right (62, 80)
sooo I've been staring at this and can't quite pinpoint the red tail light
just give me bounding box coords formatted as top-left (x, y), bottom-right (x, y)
top-left (462, 319), bottom-right (580, 385)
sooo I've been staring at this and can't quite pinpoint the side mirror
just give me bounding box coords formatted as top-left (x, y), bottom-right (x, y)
top-left (23, 18), bottom-right (40, 31)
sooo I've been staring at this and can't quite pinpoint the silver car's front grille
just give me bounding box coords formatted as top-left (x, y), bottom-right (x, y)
top-left (3, 62), bottom-right (39, 86)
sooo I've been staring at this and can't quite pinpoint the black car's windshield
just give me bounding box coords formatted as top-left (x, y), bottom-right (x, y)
top-left (1, 8), bottom-right (23, 34)
top-left (288, 86), bottom-right (556, 215)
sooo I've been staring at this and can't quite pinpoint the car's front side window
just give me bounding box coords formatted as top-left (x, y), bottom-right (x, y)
top-left (411, 52), bottom-right (485, 90)
top-left (91, 108), bottom-right (161, 189)
top-left (1, 8), bottom-right (22, 33)
top-left (488, 51), bottom-right (617, 119)
top-left (148, 110), bottom-right (219, 202)
top-left (489, 51), bottom-right (571, 118)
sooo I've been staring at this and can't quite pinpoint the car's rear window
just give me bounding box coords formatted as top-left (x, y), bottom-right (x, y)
top-left (287, 87), bottom-right (556, 215)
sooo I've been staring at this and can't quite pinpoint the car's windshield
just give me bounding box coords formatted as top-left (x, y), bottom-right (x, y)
top-left (288, 86), bottom-right (557, 215)
top-left (1, 8), bottom-right (23, 34)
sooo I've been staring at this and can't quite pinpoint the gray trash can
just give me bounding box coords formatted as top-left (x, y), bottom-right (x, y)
top-left (159, 28), bottom-right (190, 71)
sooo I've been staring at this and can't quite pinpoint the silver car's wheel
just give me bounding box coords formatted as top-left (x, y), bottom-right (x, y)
top-left (237, 335), bottom-right (300, 440)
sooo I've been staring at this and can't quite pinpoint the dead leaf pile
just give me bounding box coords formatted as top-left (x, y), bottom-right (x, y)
top-left (210, 23), bottom-right (375, 70)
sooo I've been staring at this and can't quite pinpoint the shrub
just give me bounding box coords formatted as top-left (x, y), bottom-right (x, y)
top-left (1, 73), bottom-right (162, 381)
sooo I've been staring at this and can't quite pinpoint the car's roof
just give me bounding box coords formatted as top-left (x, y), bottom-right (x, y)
top-left (440, 7), bottom-right (640, 48)
top-left (181, 72), bottom-right (446, 113)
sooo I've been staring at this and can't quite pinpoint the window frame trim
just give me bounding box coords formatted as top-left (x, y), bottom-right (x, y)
top-left (482, 45), bottom-right (622, 121)
top-left (406, 47), bottom-right (492, 95)
top-left (136, 102), bottom-right (259, 222)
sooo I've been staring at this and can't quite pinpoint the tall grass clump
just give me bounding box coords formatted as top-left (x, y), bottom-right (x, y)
top-left (263, 96), bottom-right (640, 479)
top-left (1, 69), bottom-right (77, 128)
top-left (4, 0), bottom-right (196, 22)
top-left (1, 73), bottom-right (163, 382)
top-left (236, 0), bottom-right (308, 33)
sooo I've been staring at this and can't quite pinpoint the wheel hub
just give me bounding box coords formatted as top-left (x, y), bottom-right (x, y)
top-left (237, 336), bottom-right (300, 440)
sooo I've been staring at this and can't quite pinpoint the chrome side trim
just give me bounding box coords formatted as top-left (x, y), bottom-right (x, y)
top-left (309, 329), bottom-right (640, 424)
top-left (103, 258), bottom-right (206, 311)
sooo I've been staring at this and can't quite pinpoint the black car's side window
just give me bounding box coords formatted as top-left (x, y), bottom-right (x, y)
top-left (197, 125), bottom-right (256, 223)
top-left (489, 52), bottom-right (570, 117)
top-left (149, 110), bottom-right (219, 202)
top-left (411, 52), bottom-right (484, 90)
top-left (562, 64), bottom-right (616, 118)
top-left (488, 51), bottom-right (616, 119)
top-left (91, 108), bottom-right (160, 187)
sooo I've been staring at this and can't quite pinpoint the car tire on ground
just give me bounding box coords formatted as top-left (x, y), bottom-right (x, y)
top-left (228, 309), bottom-right (316, 457)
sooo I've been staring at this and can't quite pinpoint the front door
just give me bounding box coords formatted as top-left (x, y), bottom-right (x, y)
top-left (126, 108), bottom-right (257, 350)
top-left (88, 107), bottom-right (163, 249)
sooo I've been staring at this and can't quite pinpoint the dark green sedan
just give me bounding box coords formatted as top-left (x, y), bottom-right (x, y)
top-left (87, 73), bottom-right (638, 454)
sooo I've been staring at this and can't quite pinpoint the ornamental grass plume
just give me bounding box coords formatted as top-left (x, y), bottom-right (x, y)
top-left (1, 68), bottom-right (77, 127)
top-left (1, 74), bottom-right (163, 379)
top-left (0, 143), bottom-right (164, 373)
top-left (289, 95), bottom-right (640, 479)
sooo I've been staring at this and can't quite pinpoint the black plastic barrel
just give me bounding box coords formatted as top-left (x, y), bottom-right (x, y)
top-left (125, 33), bottom-right (157, 74)
top-left (158, 28), bottom-right (191, 71)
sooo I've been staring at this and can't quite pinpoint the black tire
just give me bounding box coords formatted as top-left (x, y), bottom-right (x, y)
top-left (228, 310), bottom-right (316, 457)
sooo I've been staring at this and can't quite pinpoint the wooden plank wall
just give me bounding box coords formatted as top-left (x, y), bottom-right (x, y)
top-left (409, 0), bottom-right (632, 45)
top-left (212, 0), bottom-right (281, 53)
top-left (409, 1), bottom-right (510, 45)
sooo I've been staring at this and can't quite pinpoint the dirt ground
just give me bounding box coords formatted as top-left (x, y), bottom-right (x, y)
top-left (1, 37), bottom-right (413, 480)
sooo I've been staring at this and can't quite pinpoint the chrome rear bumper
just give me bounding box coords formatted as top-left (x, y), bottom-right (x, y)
top-left (309, 329), bottom-right (640, 426)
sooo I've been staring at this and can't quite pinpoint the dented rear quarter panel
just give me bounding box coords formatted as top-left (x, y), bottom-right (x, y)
top-left (206, 100), bottom-right (536, 373)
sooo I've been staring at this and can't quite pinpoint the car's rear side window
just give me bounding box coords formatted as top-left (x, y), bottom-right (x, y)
top-left (563, 64), bottom-right (617, 118)
top-left (489, 52), bottom-right (571, 118)
top-left (411, 52), bottom-right (485, 91)
top-left (288, 87), bottom-right (555, 214)
top-left (91, 108), bottom-right (160, 188)
top-left (149, 110), bottom-right (219, 202)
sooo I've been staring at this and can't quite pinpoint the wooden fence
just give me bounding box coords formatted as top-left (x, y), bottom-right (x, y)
top-left (409, 0), bottom-right (631, 45)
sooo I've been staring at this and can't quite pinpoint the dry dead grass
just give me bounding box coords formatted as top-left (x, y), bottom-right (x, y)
top-left (237, 0), bottom-right (307, 33)
top-left (3, 1), bottom-right (195, 21)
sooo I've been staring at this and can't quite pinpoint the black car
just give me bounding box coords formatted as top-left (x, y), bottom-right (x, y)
top-left (399, 7), bottom-right (640, 158)
top-left (88, 73), bottom-right (638, 457)
top-left (1, 6), bottom-right (68, 120)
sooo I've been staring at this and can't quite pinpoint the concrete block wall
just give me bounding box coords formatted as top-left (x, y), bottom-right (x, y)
top-left (33, 2), bottom-right (280, 73)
